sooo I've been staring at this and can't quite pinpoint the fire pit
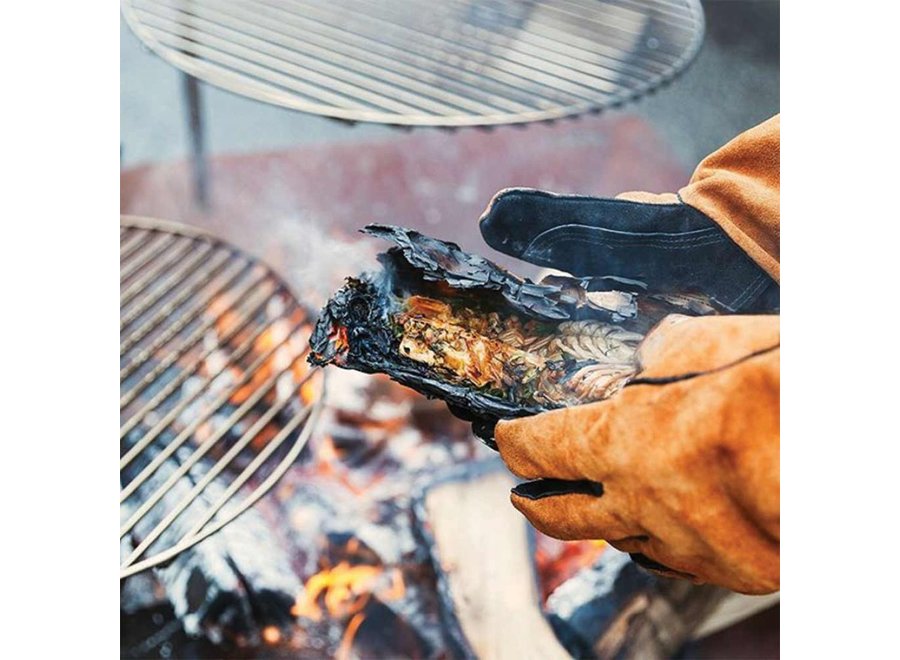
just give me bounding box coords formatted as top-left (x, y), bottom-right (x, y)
top-left (121, 217), bottom-right (771, 659)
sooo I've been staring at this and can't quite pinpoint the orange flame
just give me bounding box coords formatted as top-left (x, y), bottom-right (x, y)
top-left (314, 436), bottom-right (387, 497)
top-left (225, 321), bottom-right (316, 407)
top-left (337, 612), bottom-right (366, 660)
top-left (210, 295), bottom-right (240, 338)
top-left (292, 562), bottom-right (381, 621)
top-left (296, 361), bottom-right (323, 406)
top-left (332, 326), bottom-right (349, 353)
top-left (535, 535), bottom-right (607, 600)
top-left (292, 560), bottom-right (406, 623)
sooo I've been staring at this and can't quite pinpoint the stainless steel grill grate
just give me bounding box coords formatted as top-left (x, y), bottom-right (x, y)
top-left (120, 216), bottom-right (324, 579)
top-left (122, 0), bottom-right (704, 127)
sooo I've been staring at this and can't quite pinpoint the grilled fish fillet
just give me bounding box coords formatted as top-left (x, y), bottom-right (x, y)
top-left (392, 296), bottom-right (641, 407)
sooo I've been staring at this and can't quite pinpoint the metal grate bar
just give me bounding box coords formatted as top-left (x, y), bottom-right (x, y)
top-left (119, 216), bottom-right (323, 579)
top-left (185, 403), bottom-right (313, 539)
top-left (120, 312), bottom-right (305, 488)
top-left (436, 0), bottom-right (656, 86)
top-left (151, 0), bottom-right (532, 115)
top-left (140, 9), bottom-right (448, 115)
top-left (329, 5), bottom-right (625, 100)
top-left (280, 0), bottom-right (612, 104)
top-left (119, 297), bottom-right (282, 474)
top-left (120, 282), bottom-right (284, 456)
top-left (604, 0), bottom-right (701, 24)
top-left (120, 249), bottom-right (236, 349)
top-left (139, 3), bottom-right (493, 116)
top-left (119, 259), bottom-right (260, 369)
top-left (121, 227), bottom-right (160, 261)
top-left (122, 371), bottom-right (311, 567)
top-left (560, 0), bottom-right (697, 31)
top-left (542, 0), bottom-right (687, 46)
top-left (120, 282), bottom-right (274, 421)
top-left (232, 0), bottom-right (577, 109)
top-left (119, 279), bottom-right (276, 411)
top-left (120, 238), bottom-right (200, 306)
top-left (314, 0), bottom-right (669, 77)
top-left (120, 232), bottom-right (180, 284)
top-left (214, 0), bottom-right (538, 112)
top-left (438, 0), bottom-right (673, 74)
top-left (243, 0), bottom-right (640, 98)
top-left (120, 242), bottom-right (223, 331)
top-left (120, 228), bottom-right (152, 262)
top-left (125, 0), bottom-right (704, 125)
top-left (120, 400), bottom-right (320, 579)
top-left (121, 363), bottom-right (313, 541)
top-left (152, 28), bottom-right (384, 111)
top-left (338, 0), bottom-right (665, 86)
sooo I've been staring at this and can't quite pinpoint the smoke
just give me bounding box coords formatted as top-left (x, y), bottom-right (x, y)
top-left (265, 216), bottom-right (380, 311)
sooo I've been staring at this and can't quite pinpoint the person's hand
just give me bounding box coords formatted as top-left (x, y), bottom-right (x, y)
top-left (478, 187), bottom-right (778, 313)
top-left (478, 114), bottom-right (781, 312)
top-left (453, 181), bottom-right (779, 442)
top-left (496, 314), bottom-right (780, 594)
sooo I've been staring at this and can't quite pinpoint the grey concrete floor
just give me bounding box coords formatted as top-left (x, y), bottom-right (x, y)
top-left (120, 1), bottom-right (778, 172)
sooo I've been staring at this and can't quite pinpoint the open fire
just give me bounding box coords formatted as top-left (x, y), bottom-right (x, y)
top-left (121, 220), bottom-right (731, 659)
top-left (291, 537), bottom-right (408, 660)
top-left (123, 354), bottom-right (671, 658)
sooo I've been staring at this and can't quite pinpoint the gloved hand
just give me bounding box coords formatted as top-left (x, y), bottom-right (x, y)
top-left (457, 115), bottom-right (780, 444)
top-left (478, 115), bottom-right (780, 312)
top-left (498, 314), bottom-right (780, 595)
top-left (469, 116), bottom-right (781, 593)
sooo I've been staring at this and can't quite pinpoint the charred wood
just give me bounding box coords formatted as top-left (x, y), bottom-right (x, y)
top-left (546, 550), bottom-right (729, 659)
top-left (121, 428), bottom-right (302, 644)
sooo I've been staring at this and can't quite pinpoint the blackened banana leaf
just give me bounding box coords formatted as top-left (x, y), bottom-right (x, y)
top-left (309, 225), bottom-right (710, 427)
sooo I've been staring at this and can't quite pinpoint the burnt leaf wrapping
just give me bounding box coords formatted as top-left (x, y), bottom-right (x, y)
top-left (361, 225), bottom-right (637, 322)
top-left (309, 225), bottom-right (699, 426)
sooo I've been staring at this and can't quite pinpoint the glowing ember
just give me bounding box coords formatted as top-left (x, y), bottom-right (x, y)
top-left (333, 326), bottom-right (349, 352)
top-left (207, 297), bottom-right (316, 408)
top-left (535, 534), bottom-right (607, 600)
top-left (261, 625), bottom-right (282, 645)
top-left (209, 295), bottom-right (239, 333)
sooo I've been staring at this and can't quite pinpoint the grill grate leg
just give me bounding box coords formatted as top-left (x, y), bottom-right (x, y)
top-left (182, 72), bottom-right (209, 208)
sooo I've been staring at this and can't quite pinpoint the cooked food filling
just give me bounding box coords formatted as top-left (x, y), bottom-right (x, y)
top-left (392, 295), bottom-right (642, 406)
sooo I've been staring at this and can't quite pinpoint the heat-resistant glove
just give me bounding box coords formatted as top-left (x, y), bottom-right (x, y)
top-left (498, 314), bottom-right (780, 595)
top-left (478, 115), bottom-right (781, 313)
top-left (457, 115), bottom-right (780, 444)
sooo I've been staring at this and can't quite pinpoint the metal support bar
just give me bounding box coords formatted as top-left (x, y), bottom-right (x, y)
top-left (182, 72), bottom-right (209, 207)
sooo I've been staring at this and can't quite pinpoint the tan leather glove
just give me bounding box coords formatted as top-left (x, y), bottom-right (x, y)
top-left (496, 314), bottom-right (780, 595)
top-left (618, 114), bottom-right (780, 282)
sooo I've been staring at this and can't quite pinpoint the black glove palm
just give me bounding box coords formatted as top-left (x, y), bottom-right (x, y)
top-left (479, 188), bottom-right (778, 313)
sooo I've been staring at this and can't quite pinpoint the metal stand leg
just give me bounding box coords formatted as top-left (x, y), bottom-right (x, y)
top-left (182, 72), bottom-right (209, 208)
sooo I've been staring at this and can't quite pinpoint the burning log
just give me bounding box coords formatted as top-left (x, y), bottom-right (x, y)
top-left (309, 225), bottom-right (719, 431)
top-left (343, 597), bottom-right (431, 659)
top-left (415, 462), bottom-right (570, 659)
top-left (545, 551), bottom-right (734, 659)
top-left (278, 472), bottom-right (449, 658)
top-left (121, 428), bottom-right (302, 644)
top-left (416, 463), bottom-right (738, 660)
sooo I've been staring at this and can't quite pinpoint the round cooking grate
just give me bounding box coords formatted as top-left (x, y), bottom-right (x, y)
top-left (120, 216), bottom-right (325, 579)
top-left (122, 0), bottom-right (704, 127)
